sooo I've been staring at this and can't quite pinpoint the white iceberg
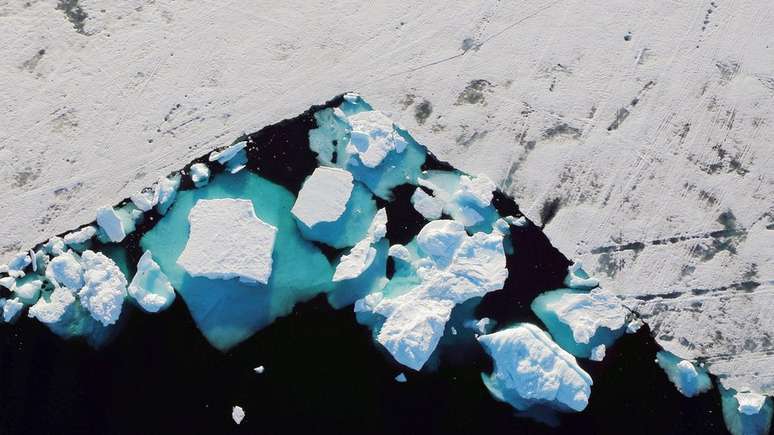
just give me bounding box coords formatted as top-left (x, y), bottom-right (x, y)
top-left (292, 167), bottom-right (354, 228)
top-left (544, 288), bottom-right (627, 345)
top-left (332, 209), bottom-right (387, 282)
top-left (96, 206), bottom-right (126, 243)
top-left (209, 141), bottom-right (246, 164)
top-left (154, 174), bottom-right (180, 215)
top-left (254, 365), bottom-right (265, 374)
top-left (128, 250), bottom-right (176, 313)
top-left (232, 405), bottom-right (245, 425)
top-left (453, 174), bottom-right (496, 208)
top-left (78, 250), bottom-right (128, 326)
top-left (590, 344), bottom-right (606, 361)
top-left (177, 198), bottom-right (277, 285)
top-left (478, 323), bottom-right (593, 412)
top-left (737, 392), bottom-right (767, 415)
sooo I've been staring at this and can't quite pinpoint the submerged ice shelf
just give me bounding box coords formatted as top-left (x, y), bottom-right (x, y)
top-left (0, 93), bottom-right (767, 435)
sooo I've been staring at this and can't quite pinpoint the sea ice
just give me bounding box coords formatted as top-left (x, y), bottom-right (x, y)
top-left (590, 344), bottom-right (606, 361)
top-left (155, 174), bottom-right (180, 215)
top-left (346, 110), bottom-right (408, 168)
top-left (2, 298), bottom-right (24, 322)
top-left (395, 373), bottom-right (407, 383)
top-left (292, 167), bottom-right (353, 228)
top-left (464, 317), bottom-right (496, 335)
top-left (190, 163), bottom-right (210, 187)
top-left (14, 276), bottom-right (42, 304)
top-left (411, 188), bottom-right (444, 220)
top-left (738, 392), bottom-right (768, 415)
top-left (46, 251), bottom-right (84, 289)
top-left (177, 198), bottom-right (277, 285)
top-left (78, 250), bottom-right (128, 326)
top-left (563, 261), bottom-right (600, 290)
top-left (627, 318), bottom-right (644, 334)
top-left (721, 386), bottom-right (773, 435)
top-left (131, 187), bottom-right (157, 212)
top-left (478, 323), bottom-right (593, 412)
top-left (254, 366), bottom-right (265, 374)
top-left (232, 405), bottom-right (245, 425)
top-left (28, 287), bottom-right (76, 324)
top-left (209, 141), bottom-right (246, 165)
top-left (332, 209), bottom-right (387, 282)
top-left (96, 206), bottom-right (126, 243)
top-left (656, 351), bottom-right (712, 397)
top-left (128, 250), bottom-right (176, 313)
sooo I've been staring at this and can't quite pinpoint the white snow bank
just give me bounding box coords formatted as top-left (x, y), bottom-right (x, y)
top-left (292, 167), bottom-right (354, 228)
top-left (478, 323), bottom-right (593, 412)
top-left (128, 250), bottom-right (175, 313)
top-left (78, 250), bottom-right (128, 326)
top-left (96, 206), bottom-right (126, 243)
top-left (177, 199), bottom-right (277, 285)
top-left (545, 287), bottom-right (628, 344)
top-left (346, 110), bottom-right (408, 168)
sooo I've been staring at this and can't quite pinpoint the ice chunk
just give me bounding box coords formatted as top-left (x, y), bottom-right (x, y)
top-left (14, 277), bottom-right (42, 303)
top-left (395, 373), bottom-right (407, 383)
top-left (332, 209), bottom-right (387, 282)
top-left (346, 110), bottom-right (408, 168)
top-left (464, 317), bottom-right (496, 335)
top-left (0, 276), bottom-right (15, 289)
top-left (28, 287), bottom-right (76, 323)
top-left (292, 167), bottom-right (354, 228)
top-left (155, 174), bottom-right (181, 215)
top-left (128, 250), bottom-right (175, 313)
top-left (231, 405), bottom-right (245, 425)
top-left (177, 199), bottom-right (277, 285)
top-left (64, 226), bottom-right (97, 246)
top-left (46, 251), bottom-right (84, 289)
top-left (563, 261), bottom-right (599, 289)
top-left (78, 250), bottom-right (128, 326)
top-left (721, 386), bottom-right (773, 435)
top-left (590, 344), bottom-right (606, 361)
top-left (2, 298), bottom-right (24, 322)
top-left (254, 366), bottom-right (265, 374)
top-left (44, 237), bottom-right (66, 256)
top-left (656, 351), bottom-right (712, 397)
top-left (96, 206), bottom-right (126, 243)
top-left (738, 392), bottom-right (767, 415)
top-left (478, 323), bottom-right (593, 412)
top-left (8, 252), bottom-right (31, 271)
top-left (388, 244), bottom-right (411, 262)
top-left (131, 187), bottom-right (157, 212)
top-left (411, 188), bottom-right (444, 220)
top-left (626, 318), bottom-right (643, 334)
top-left (190, 163), bottom-right (210, 187)
top-left (209, 141), bottom-right (246, 164)
top-left (355, 219), bottom-right (507, 370)
top-left (416, 171), bottom-right (500, 232)
top-left (453, 174), bottom-right (496, 208)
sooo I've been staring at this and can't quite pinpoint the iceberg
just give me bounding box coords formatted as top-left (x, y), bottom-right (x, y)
top-left (332, 209), bottom-right (387, 282)
top-left (414, 171), bottom-right (500, 232)
top-left (177, 198), bottom-right (277, 285)
top-left (63, 226), bottom-right (97, 246)
top-left (2, 297), bottom-right (24, 322)
top-left (28, 287), bottom-right (76, 324)
top-left (155, 174), bottom-right (180, 215)
top-left (189, 163), bottom-right (210, 187)
top-left (96, 206), bottom-right (126, 243)
top-left (209, 140), bottom-right (247, 165)
top-left (346, 110), bottom-right (408, 168)
top-left (395, 373), bottom-right (407, 383)
top-left (531, 287), bottom-right (627, 358)
top-left (411, 188), bottom-right (444, 220)
top-left (13, 275), bottom-right (43, 304)
top-left (78, 250), bottom-right (128, 327)
top-left (478, 323), bottom-right (593, 412)
top-left (656, 351), bottom-right (712, 397)
top-left (45, 251), bottom-right (84, 289)
top-left (231, 405), bottom-right (245, 425)
top-left (254, 365), bottom-right (265, 374)
top-left (292, 167), bottom-right (354, 228)
top-left (590, 344), bottom-right (606, 361)
top-left (128, 250), bottom-right (175, 313)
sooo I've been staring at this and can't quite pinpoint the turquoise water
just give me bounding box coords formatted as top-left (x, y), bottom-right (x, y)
top-left (531, 289), bottom-right (624, 358)
top-left (141, 170), bottom-right (334, 351)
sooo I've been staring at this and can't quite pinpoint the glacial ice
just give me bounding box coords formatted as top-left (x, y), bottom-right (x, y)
top-left (45, 251), bottom-right (84, 289)
top-left (141, 170), bottom-right (332, 351)
top-left (209, 140), bottom-right (246, 165)
top-left (96, 206), bottom-right (126, 243)
top-left (177, 198), bottom-right (277, 285)
top-left (292, 167), bottom-right (354, 228)
top-left (78, 250), bottom-right (128, 327)
top-left (738, 392), bottom-right (768, 415)
top-left (354, 219), bottom-right (507, 370)
top-left (190, 163), bottom-right (210, 187)
top-left (478, 323), bottom-right (593, 412)
top-left (231, 405), bottom-right (245, 425)
top-left (531, 287), bottom-right (627, 358)
top-left (128, 250), bottom-right (175, 313)
top-left (721, 386), bottom-right (773, 435)
top-left (656, 351), bottom-right (712, 398)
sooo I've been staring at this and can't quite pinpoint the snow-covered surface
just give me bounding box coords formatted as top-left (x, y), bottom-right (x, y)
top-left (737, 392), bottom-right (767, 416)
top-left (545, 288), bottom-right (628, 344)
top-left (411, 188), bottom-right (444, 220)
top-left (177, 199), bottom-right (277, 285)
top-left (96, 206), bottom-right (126, 243)
top-left (78, 250), bottom-right (128, 326)
top-left (292, 167), bottom-right (354, 228)
top-left (231, 405), bottom-right (245, 425)
top-left (2, 298), bottom-right (24, 322)
top-left (128, 250), bottom-right (175, 313)
top-left (478, 323), bottom-right (593, 412)
top-left (355, 219), bottom-right (507, 370)
top-left (1, 0), bottom-right (772, 395)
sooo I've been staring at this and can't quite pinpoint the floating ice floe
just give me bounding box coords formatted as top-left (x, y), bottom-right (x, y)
top-left (155, 174), bottom-right (180, 215)
top-left (78, 250), bottom-right (128, 327)
top-left (177, 199), bottom-right (277, 285)
top-left (28, 287), bottom-right (76, 324)
top-left (411, 188), bottom-right (444, 220)
top-left (96, 206), bottom-right (126, 243)
top-left (332, 209), bottom-right (387, 282)
top-left (231, 405), bottom-right (245, 425)
top-left (292, 167), bottom-right (354, 228)
top-left (210, 140), bottom-right (246, 165)
top-left (720, 386), bottom-right (773, 435)
top-left (395, 373), bottom-right (407, 383)
top-left (2, 298), bottom-right (24, 322)
top-left (14, 276), bottom-right (42, 304)
top-left (626, 318), bottom-right (644, 334)
top-left (355, 219), bottom-right (507, 370)
top-left (464, 317), bottom-right (496, 335)
top-left (656, 351), bottom-right (712, 397)
top-left (478, 323), bottom-right (593, 412)
top-left (563, 261), bottom-right (600, 289)
top-left (253, 366), bottom-right (264, 374)
top-left (346, 110), bottom-right (408, 168)
top-left (532, 287), bottom-right (627, 358)
top-left (190, 163), bottom-right (210, 187)
top-left (128, 251), bottom-right (175, 313)
top-left (590, 344), bottom-right (606, 361)
top-left (413, 171), bottom-right (499, 230)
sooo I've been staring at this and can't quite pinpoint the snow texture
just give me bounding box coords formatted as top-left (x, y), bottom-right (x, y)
top-left (478, 324), bottom-right (593, 412)
top-left (737, 392), bottom-right (767, 416)
top-left (411, 188), bottom-right (444, 220)
top-left (128, 250), bottom-right (176, 313)
top-left (63, 226), bottom-right (97, 245)
top-left (177, 199), bottom-right (277, 285)
top-left (292, 167), bottom-right (354, 228)
top-left (78, 250), bottom-right (128, 326)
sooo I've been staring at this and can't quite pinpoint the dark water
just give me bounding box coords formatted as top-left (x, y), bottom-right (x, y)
top-left (0, 96), bottom-right (728, 435)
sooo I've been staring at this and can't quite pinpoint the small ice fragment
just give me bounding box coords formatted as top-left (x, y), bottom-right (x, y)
top-left (0, 276), bottom-right (15, 289)
top-left (411, 188), bottom-right (444, 220)
top-left (563, 261), bottom-right (599, 289)
top-left (46, 251), bottom-right (84, 289)
top-left (64, 226), bottom-right (97, 245)
top-left (395, 373), bottom-right (407, 383)
top-left (78, 250), bottom-right (128, 326)
top-left (388, 244), bottom-right (411, 262)
top-left (8, 252), bottom-right (31, 272)
top-left (177, 199), bottom-right (277, 285)
top-left (209, 141), bottom-right (247, 164)
top-left (627, 318), bottom-right (644, 334)
top-left (543, 288), bottom-right (627, 345)
top-left (332, 209), bottom-right (388, 282)
top-left (190, 163), bottom-right (210, 187)
top-left (590, 344), bottom-right (606, 361)
top-left (346, 110), bottom-right (408, 168)
top-left (131, 188), bottom-right (157, 212)
top-left (291, 167), bottom-right (354, 228)
top-left (504, 215), bottom-right (528, 227)
top-left (451, 326), bottom-right (458, 335)
top-left (232, 405), bottom-right (245, 425)
top-left (44, 237), bottom-right (66, 256)
top-left (454, 175), bottom-right (496, 208)
top-left (128, 250), bottom-right (175, 313)
top-left (96, 206), bottom-right (126, 243)
top-left (14, 279), bottom-right (42, 303)
top-left (737, 392), bottom-right (767, 415)
top-left (253, 366), bottom-right (265, 374)
top-left (155, 175), bottom-right (181, 215)
top-left (28, 287), bottom-right (76, 323)
top-left (2, 298), bottom-right (24, 322)
top-left (656, 351), bottom-right (712, 397)
top-left (30, 250), bottom-right (37, 272)
top-left (464, 317), bottom-right (497, 335)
